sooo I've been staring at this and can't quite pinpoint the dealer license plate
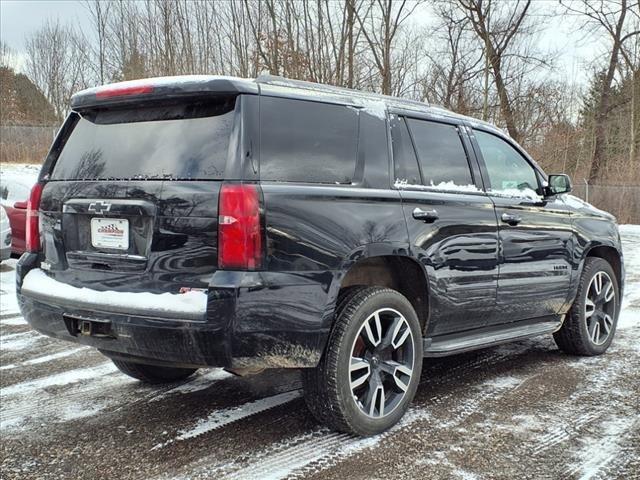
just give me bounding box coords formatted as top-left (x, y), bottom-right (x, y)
top-left (90, 218), bottom-right (129, 250)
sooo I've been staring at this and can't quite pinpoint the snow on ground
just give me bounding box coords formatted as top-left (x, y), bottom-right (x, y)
top-left (0, 227), bottom-right (638, 480)
top-left (0, 163), bottom-right (41, 180)
top-left (0, 258), bottom-right (21, 317)
top-left (619, 224), bottom-right (640, 329)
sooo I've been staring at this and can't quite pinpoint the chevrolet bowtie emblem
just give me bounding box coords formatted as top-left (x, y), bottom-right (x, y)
top-left (88, 201), bottom-right (112, 214)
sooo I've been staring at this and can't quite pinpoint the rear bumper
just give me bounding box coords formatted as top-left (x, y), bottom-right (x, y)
top-left (21, 268), bottom-right (207, 322)
top-left (18, 294), bottom-right (230, 368)
top-left (17, 254), bottom-right (331, 369)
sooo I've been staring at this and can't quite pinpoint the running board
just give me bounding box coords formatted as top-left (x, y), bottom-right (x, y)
top-left (423, 317), bottom-right (563, 357)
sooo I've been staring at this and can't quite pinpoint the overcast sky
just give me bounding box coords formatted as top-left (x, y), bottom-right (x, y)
top-left (1, 0), bottom-right (610, 87)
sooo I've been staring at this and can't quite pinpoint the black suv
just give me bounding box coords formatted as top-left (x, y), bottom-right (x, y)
top-left (17, 75), bottom-right (624, 436)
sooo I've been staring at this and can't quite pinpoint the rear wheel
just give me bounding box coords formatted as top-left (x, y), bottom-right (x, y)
top-left (111, 359), bottom-right (197, 384)
top-left (554, 257), bottom-right (619, 356)
top-left (304, 287), bottom-right (422, 436)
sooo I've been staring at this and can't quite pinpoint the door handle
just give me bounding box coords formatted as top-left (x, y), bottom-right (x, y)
top-left (412, 207), bottom-right (439, 223)
top-left (501, 212), bottom-right (522, 225)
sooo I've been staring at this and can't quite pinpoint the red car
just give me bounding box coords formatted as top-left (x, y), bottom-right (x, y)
top-left (0, 173), bottom-right (33, 256)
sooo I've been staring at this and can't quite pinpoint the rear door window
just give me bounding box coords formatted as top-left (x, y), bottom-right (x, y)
top-left (259, 97), bottom-right (358, 184)
top-left (51, 99), bottom-right (236, 180)
top-left (406, 119), bottom-right (474, 189)
top-left (391, 115), bottom-right (421, 186)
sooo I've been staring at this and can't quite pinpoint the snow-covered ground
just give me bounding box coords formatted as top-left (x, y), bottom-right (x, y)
top-left (0, 163), bottom-right (41, 179)
top-left (0, 220), bottom-right (638, 478)
top-left (0, 156), bottom-right (639, 479)
top-left (0, 163), bottom-right (40, 201)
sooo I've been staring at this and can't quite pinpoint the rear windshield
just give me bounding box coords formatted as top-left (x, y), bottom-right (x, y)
top-left (51, 99), bottom-right (236, 180)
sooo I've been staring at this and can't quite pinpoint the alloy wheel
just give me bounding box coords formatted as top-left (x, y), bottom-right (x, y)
top-left (584, 271), bottom-right (616, 346)
top-left (349, 308), bottom-right (415, 418)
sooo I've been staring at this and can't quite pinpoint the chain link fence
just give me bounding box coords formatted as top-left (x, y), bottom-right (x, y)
top-left (571, 183), bottom-right (640, 225)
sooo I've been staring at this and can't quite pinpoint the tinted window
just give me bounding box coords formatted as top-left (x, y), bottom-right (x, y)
top-left (474, 130), bottom-right (539, 196)
top-left (407, 119), bottom-right (473, 187)
top-left (51, 100), bottom-right (235, 180)
top-left (391, 115), bottom-right (421, 185)
top-left (260, 97), bottom-right (358, 183)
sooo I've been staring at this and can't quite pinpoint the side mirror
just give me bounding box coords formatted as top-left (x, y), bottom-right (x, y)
top-left (546, 174), bottom-right (572, 196)
top-left (14, 200), bottom-right (28, 209)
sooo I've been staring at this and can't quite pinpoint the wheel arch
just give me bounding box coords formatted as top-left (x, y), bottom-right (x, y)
top-left (584, 244), bottom-right (623, 290)
top-left (330, 252), bottom-right (430, 334)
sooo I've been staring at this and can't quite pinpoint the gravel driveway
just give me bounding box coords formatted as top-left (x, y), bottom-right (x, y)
top-left (1, 226), bottom-right (638, 480)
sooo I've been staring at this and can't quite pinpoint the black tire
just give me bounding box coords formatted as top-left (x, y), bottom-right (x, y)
top-left (111, 359), bottom-right (197, 384)
top-left (303, 287), bottom-right (423, 436)
top-left (554, 257), bottom-right (620, 356)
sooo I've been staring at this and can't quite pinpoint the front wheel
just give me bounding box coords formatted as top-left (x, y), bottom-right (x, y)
top-left (304, 287), bottom-right (423, 436)
top-left (554, 257), bottom-right (620, 356)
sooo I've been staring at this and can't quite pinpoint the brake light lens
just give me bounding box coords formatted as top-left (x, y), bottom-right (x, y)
top-left (96, 84), bottom-right (154, 99)
top-left (26, 182), bottom-right (44, 252)
top-left (218, 184), bottom-right (263, 270)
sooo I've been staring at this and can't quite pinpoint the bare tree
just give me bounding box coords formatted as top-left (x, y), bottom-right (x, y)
top-left (355, 0), bottom-right (422, 95)
top-left (562, 0), bottom-right (640, 180)
top-left (11, 0), bottom-right (638, 190)
top-left (456, 0), bottom-right (545, 143)
top-left (25, 20), bottom-right (90, 120)
top-left (421, 3), bottom-right (484, 114)
top-left (0, 41), bottom-right (18, 69)
top-left (85, 0), bottom-right (112, 84)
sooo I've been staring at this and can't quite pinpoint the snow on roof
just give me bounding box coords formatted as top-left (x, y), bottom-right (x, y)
top-left (73, 75), bottom-right (255, 99)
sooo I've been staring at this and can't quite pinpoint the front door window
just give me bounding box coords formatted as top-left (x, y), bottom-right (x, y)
top-left (474, 130), bottom-right (540, 200)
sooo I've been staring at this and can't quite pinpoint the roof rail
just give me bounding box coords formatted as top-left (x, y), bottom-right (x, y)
top-left (254, 75), bottom-right (504, 136)
top-left (255, 74), bottom-right (431, 110)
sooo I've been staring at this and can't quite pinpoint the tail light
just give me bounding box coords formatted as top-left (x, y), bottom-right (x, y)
top-left (218, 184), bottom-right (263, 270)
top-left (26, 182), bottom-right (44, 252)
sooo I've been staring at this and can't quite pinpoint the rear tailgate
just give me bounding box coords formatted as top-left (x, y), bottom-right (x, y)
top-left (37, 97), bottom-right (239, 297)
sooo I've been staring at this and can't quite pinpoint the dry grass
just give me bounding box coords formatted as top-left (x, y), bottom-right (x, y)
top-left (0, 125), bottom-right (55, 164)
top-left (0, 142), bottom-right (50, 164)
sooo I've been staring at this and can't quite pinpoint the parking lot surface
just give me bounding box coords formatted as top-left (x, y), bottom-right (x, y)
top-left (1, 226), bottom-right (638, 480)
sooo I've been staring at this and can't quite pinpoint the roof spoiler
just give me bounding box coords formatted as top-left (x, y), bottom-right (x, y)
top-left (71, 76), bottom-right (259, 110)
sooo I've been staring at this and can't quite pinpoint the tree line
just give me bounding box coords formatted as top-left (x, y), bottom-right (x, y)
top-left (1, 0), bottom-right (638, 184)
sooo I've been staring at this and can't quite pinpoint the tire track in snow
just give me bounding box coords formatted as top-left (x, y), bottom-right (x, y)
top-left (147, 369), bottom-right (233, 403)
top-left (152, 390), bottom-right (302, 450)
top-left (222, 429), bottom-right (380, 480)
top-left (176, 390), bottom-right (301, 440)
top-left (1, 365), bottom-right (235, 432)
top-left (199, 372), bottom-right (521, 480)
top-left (563, 417), bottom-right (638, 480)
top-left (0, 362), bottom-right (122, 430)
top-left (107, 368), bottom-right (234, 419)
top-left (0, 346), bottom-right (89, 371)
top-left (531, 410), bottom-right (603, 455)
top-left (1, 361), bottom-right (119, 397)
top-left (164, 348), bottom-right (528, 480)
top-left (234, 342), bottom-right (557, 479)
top-left (0, 314), bottom-right (27, 325)
top-left (0, 330), bottom-right (43, 351)
top-left (530, 332), bottom-right (639, 457)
